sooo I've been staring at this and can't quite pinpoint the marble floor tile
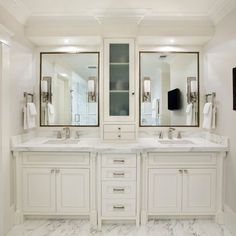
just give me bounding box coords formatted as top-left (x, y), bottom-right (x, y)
top-left (7, 219), bottom-right (233, 236)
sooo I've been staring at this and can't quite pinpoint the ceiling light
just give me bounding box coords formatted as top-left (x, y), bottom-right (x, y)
top-left (170, 39), bottom-right (175, 44)
top-left (60, 73), bottom-right (68, 77)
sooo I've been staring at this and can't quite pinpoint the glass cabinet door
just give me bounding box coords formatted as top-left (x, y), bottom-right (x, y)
top-left (109, 44), bottom-right (130, 116)
top-left (104, 39), bottom-right (135, 122)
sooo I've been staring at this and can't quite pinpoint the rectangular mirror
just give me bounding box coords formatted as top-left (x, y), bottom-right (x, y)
top-left (40, 52), bottom-right (99, 126)
top-left (140, 52), bottom-right (199, 127)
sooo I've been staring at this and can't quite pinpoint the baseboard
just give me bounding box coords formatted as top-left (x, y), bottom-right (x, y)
top-left (224, 204), bottom-right (236, 236)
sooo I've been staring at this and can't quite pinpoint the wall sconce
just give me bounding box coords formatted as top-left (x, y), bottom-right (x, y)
top-left (143, 77), bottom-right (151, 102)
top-left (187, 77), bottom-right (198, 103)
top-left (88, 77), bottom-right (96, 102)
top-left (41, 77), bottom-right (53, 103)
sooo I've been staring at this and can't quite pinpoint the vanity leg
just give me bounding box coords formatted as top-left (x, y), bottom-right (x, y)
top-left (90, 210), bottom-right (97, 227)
top-left (141, 211), bottom-right (147, 225)
top-left (97, 218), bottom-right (102, 231)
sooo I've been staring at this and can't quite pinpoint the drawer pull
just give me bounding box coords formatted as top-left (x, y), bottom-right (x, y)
top-left (113, 172), bottom-right (125, 177)
top-left (113, 205), bottom-right (125, 210)
top-left (118, 127), bottom-right (121, 130)
top-left (113, 188), bottom-right (125, 192)
top-left (184, 169), bottom-right (188, 174)
top-left (113, 159), bottom-right (125, 163)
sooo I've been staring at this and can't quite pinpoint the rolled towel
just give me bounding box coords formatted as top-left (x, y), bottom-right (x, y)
top-left (47, 103), bottom-right (55, 114)
top-left (202, 103), bottom-right (213, 130)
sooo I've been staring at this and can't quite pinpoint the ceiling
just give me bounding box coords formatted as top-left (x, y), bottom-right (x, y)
top-left (1, 0), bottom-right (236, 46)
top-left (1, 0), bottom-right (236, 25)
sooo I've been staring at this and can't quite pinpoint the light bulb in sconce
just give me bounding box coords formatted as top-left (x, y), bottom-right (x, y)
top-left (41, 80), bottom-right (48, 93)
top-left (191, 80), bottom-right (197, 93)
top-left (143, 77), bottom-right (151, 102)
top-left (88, 77), bottom-right (96, 102)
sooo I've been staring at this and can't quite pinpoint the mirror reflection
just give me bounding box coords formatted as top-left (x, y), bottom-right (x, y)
top-left (140, 52), bottom-right (199, 127)
top-left (40, 52), bottom-right (99, 126)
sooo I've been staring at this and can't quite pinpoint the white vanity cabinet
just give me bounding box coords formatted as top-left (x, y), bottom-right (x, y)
top-left (103, 38), bottom-right (136, 141)
top-left (14, 151), bottom-right (96, 225)
top-left (141, 152), bottom-right (225, 224)
top-left (98, 153), bottom-right (140, 228)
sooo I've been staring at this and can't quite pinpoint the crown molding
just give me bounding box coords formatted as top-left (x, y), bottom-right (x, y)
top-left (0, 0), bottom-right (30, 24)
top-left (0, 24), bottom-right (14, 45)
top-left (209, 0), bottom-right (236, 24)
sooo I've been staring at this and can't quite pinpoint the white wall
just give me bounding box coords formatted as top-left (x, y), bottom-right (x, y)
top-left (203, 8), bottom-right (236, 214)
top-left (0, 6), bottom-right (36, 236)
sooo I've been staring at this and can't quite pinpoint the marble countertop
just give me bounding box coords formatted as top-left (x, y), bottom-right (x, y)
top-left (11, 137), bottom-right (229, 153)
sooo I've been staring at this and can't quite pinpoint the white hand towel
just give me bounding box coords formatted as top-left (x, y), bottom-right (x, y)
top-left (27, 102), bottom-right (37, 116)
top-left (202, 102), bottom-right (213, 130)
top-left (152, 98), bottom-right (160, 118)
top-left (186, 103), bottom-right (193, 125)
top-left (212, 106), bottom-right (217, 129)
top-left (47, 103), bottom-right (55, 124)
top-left (23, 106), bottom-right (27, 130)
top-left (24, 103), bottom-right (37, 129)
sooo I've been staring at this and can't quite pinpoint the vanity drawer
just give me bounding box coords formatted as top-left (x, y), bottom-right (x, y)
top-left (102, 168), bottom-right (136, 181)
top-left (102, 181), bottom-right (136, 199)
top-left (104, 125), bottom-right (135, 133)
top-left (148, 153), bottom-right (217, 166)
top-left (102, 154), bottom-right (136, 167)
top-left (103, 132), bottom-right (136, 141)
top-left (102, 199), bottom-right (136, 217)
top-left (22, 152), bottom-right (90, 166)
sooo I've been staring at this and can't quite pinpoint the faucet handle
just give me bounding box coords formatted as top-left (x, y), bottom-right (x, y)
top-left (177, 131), bottom-right (182, 139)
top-left (75, 131), bottom-right (80, 139)
top-left (158, 131), bottom-right (163, 139)
top-left (56, 131), bottom-right (62, 139)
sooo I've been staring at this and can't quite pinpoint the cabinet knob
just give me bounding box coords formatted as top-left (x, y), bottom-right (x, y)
top-left (179, 169), bottom-right (183, 174)
top-left (51, 169), bottom-right (55, 174)
top-left (118, 135), bottom-right (121, 138)
top-left (118, 127), bottom-right (121, 130)
top-left (184, 169), bottom-right (188, 174)
top-left (132, 91), bottom-right (135, 95)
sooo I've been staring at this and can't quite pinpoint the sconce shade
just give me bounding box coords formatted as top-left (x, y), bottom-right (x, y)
top-left (88, 79), bottom-right (95, 92)
top-left (144, 78), bottom-right (151, 93)
top-left (41, 80), bottom-right (48, 93)
top-left (191, 80), bottom-right (197, 93)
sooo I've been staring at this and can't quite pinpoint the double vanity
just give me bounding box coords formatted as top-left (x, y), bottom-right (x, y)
top-left (12, 133), bottom-right (228, 229)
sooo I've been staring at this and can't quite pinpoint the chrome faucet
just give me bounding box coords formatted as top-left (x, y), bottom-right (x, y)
top-left (168, 128), bottom-right (175, 139)
top-left (158, 131), bottom-right (163, 139)
top-left (63, 127), bottom-right (70, 139)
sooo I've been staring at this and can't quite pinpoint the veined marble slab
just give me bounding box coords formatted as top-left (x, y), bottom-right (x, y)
top-left (7, 219), bottom-right (233, 236)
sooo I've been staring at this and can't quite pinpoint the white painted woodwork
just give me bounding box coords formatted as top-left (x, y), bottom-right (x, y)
top-left (23, 168), bottom-right (56, 213)
top-left (182, 169), bottom-right (216, 213)
top-left (102, 168), bottom-right (136, 181)
top-left (148, 169), bottom-right (182, 213)
top-left (103, 132), bottom-right (136, 141)
top-left (102, 153), bottom-right (136, 168)
top-left (56, 169), bottom-right (90, 213)
top-left (103, 124), bottom-right (136, 132)
top-left (102, 181), bottom-right (136, 199)
top-left (102, 199), bottom-right (136, 217)
top-left (103, 38), bottom-right (135, 123)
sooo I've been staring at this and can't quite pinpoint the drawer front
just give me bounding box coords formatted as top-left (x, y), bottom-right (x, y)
top-left (102, 199), bottom-right (136, 217)
top-left (104, 132), bottom-right (136, 141)
top-left (104, 125), bottom-right (136, 133)
top-left (148, 153), bottom-right (217, 166)
top-left (102, 168), bottom-right (136, 181)
top-left (102, 181), bottom-right (136, 199)
top-left (102, 154), bottom-right (136, 167)
top-left (22, 152), bottom-right (90, 166)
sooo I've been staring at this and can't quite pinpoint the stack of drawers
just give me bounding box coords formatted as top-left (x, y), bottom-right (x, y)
top-left (101, 154), bottom-right (137, 218)
top-left (103, 125), bottom-right (136, 141)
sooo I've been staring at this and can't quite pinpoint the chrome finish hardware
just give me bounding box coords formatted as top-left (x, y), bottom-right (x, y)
top-left (63, 127), bottom-right (70, 139)
top-left (177, 131), bottom-right (182, 139)
top-left (113, 159), bottom-right (125, 163)
top-left (113, 172), bottom-right (125, 177)
top-left (118, 135), bottom-right (121, 138)
top-left (168, 128), bottom-right (176, 139)
top-left (113, 188), bottom-right (125, 192)
top-left (75, 131), bottom-right (80, 139)
top-left (131, 91), bottom-right (135, 95)
top-left (158, 131), bottom-right (163, 139)
top-left (56, 131), bottom-right (62, 139)
top-left (113, 205), bottom-right (125, 210)
top-left (118, 127), bottom-right (121, 130)
top-left (51, 169), bottom-right (55, 174)
top-left (184, 169), bottom-right (188, 174)
top-left (179, 169), bottom-right (183, 174)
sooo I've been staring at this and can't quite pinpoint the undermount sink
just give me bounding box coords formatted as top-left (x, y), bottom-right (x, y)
top-left (158, 139), bottom-right (194, 145)
top-left (44, 139), bottom-right (79, 145)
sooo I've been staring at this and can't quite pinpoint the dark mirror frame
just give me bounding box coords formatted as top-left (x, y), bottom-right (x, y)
top-left (139, 51), bottom-right (200, 127)
top-left (39, 51), bottom-right (100, 127)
